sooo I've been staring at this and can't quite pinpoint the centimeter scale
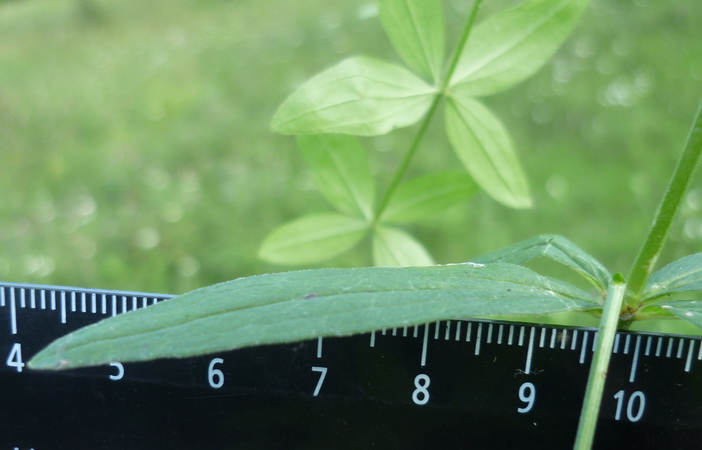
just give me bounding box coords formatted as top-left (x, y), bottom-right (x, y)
top-left (1, 281), bottom-right (702, 449)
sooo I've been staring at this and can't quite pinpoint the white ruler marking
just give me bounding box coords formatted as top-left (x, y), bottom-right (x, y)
top-left (316, 337), bottom-right (323, 359)
top-left (475, 323), bottom-right (483, 356)
top-left (20, 289), bottom-right (26, 308)
top-left (666, 338), bottom-right (674, 358)
top-left (613, 334), bottom-right (621, 353)
top-left (571, 330), bottom-right (579, 350)
top-left (9, 288), bottom-right (17, 335)
top-left (561, 330), bottom-right (568, 350)
top-left (645, 336), bottom-right (652, 356)
top-left (677, 338), bottom-right (685, 359)
top-left (524, 327), bottom-right (535, 375)
top-left (487, 323), bottom-right (493, 344)
top-left (30, 289), bottom-right (36, 309)
top-left (454, 321), bottom-right (461, 341)
top-left (579, 331), bottom-right (590, 364)
top-left (629, 335), bottom-right (642, 383)
top-left (685, 340), bottom-right (696, 372)
top-left (550, 329), bottom-right (557, 349)
top-left (539, 328), bottom-right (546, 348)
top-left (444, 321), bottom-right (451, 340)
top-left (466, 322), bottom-right (472, 342)
top-left (518, 327), bottom-right (525, 346)
top-left (60, 291), bottom-right (67, 324)
top-left (421, 324), bottom-right (430, 367)
top-left (497, 324), bottom-right (504, 345)
top-left (623, 334), bottom-right (631, 355)
top-left (508, 325), bottom-right (515, 346)
top-left (369, 331), bottom-right (376, 347)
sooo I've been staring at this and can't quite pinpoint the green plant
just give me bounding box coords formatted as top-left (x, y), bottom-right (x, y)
top-left (26, 0), bottom-right (702, 448)
top-left (259, 0), bottom-right (589, 266)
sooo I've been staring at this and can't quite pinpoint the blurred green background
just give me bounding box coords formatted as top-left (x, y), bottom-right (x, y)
top-left (1, 0), bottom-right (701, 320)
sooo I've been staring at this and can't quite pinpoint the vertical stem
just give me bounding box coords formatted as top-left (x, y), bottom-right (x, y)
top-left (374, 0), bottom-right (484, 221)
top-left (625, 99), bottom-right (702, 309)
top-left (574, 274), bottom-right (627, 450)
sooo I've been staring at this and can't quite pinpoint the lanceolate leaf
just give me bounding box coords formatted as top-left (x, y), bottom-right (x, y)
top-left (657, 301), bottom-right (702, 329)
top-left (380, 171), bottom-right (478, 223)
top-left (378, 0), bottom-right (445, 82)
top-left (444, 93), bottom-right (532, 209)
top-left (298, 134), bottom-right (375, 220)
top-left (450, 0), bottom-right (590, 97)
top-left (258, 213), bottom-right (367, 265)
top-left (372, 225), bottom-right (435, 266)
top-left (643, 253), bottom-right (702, 302)
top-left (270, 56), bottom-right (436, 136)
top-left (29, 263), bottom-right (599, 370)
top-left (473, 234), bottom-right (611, 296)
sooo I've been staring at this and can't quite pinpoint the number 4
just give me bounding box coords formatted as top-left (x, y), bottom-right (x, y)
top-left (6, 343), bottom-right (25, 373)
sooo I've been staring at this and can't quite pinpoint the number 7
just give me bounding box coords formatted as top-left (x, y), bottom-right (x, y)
top-left (311, 366), bottom-right (327, 397)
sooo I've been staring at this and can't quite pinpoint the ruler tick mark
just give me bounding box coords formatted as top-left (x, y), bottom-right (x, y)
top-left (613, 334), bottom-right (620, 353)
top-left (539, 328), bottom-right (546, 348)
top-left (560, 330), bottom-right (568, 350)
top-left (40, 289), bottom-right (46, 309)
top-left (677, 338), bottom-right (685, 359)
top-left (61, 291), bottom-right (67, 324)
top-left (508, 325), bottom-right (515, 346)
top-left (455, 321), bottom-right (461, 341)
top-left (497, 325), bottom-right (504, 345)
top-left (571, 330), bottom-right (579, 350)
top-left (421, 324), bottom-right (429, 367)
top-left (686, 340), bottom-right (696, 372)
top-left (666, 338), bottom-right (674, 358)
top-left (655, 337), bottom-right (663, 357)
top-left (487, 323), bottom-right (493, 344)
top-left (623, 334), bottom-right (631, 355)
top-left (403, 326), bottom-right (408, 338)
top-left (444, 322), bottom-right (451, 340)
top-left (9, 288), bottom-right (17, 335)
top-left (30, 289), bottom-right (36, 309)
top-left (524, 327), bottom-right (535, 375)
top-left (645, 336), bottom-right (652, 356)
top-left (466, 323), bottom-right (472, 342)
top-left (550, 329), bottom-right (557, 349)
top-left (629, 335), bottom-right (641, 383)
top-left (370, 331), bottom-right (376, 348)
top-left (475, 323), bottom-right (483, 356)
top-left (316, 337), bottom-right (323, 359)
top-left (579, 331), bottom-right (589, 364)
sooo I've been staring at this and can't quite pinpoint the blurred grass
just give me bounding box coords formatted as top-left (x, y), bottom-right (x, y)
top-left (1, 0), bottom-right (701, 333)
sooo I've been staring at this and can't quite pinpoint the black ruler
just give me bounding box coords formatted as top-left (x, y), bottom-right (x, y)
top-left (1, 282), bottom-right (702, 449)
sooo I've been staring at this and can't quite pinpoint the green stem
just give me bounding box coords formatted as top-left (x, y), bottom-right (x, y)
top-left (574, 274), bottom-right (627, 450)
top-left (374, 0), bottom-right (484, 221)
top-left (625, 99), bottom-right (702, 309)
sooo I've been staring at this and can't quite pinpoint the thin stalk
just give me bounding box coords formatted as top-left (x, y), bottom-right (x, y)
top-left (374, 0), bottom-right (484, 221)
top-left (625, 99), bottom-right (702, 309)
top-left (574, 274), bottom-right (627, 450)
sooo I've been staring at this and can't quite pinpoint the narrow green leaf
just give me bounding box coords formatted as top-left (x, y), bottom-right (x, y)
top-left (298, 134), bottom-right (375, 219)
top-left (271, 56), bottom-right (436, 136)
top-left (444, 93), bottom-right (532, 209)
top-left (450, 0), bottom-right (590, 96)
top-left (378, 0), bottom-right (445, 82)
top-left (258, 213), bottom-right (367, 265)
top-left (643, 253), bottom-right (702, 302)
top-left (380, 171), bottom-right (478, 223)
top-left (28, 263), bottom-right (599, 370)
top-left (372, 226), bottom-right (435, 267)
top-left (473, 234), bottom-right (611, 296)
top-left (656, 301), bottom-right (702, 329)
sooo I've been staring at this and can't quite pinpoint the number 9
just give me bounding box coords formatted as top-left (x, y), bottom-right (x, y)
top-left (517, 382), bottom-right (535, 413)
